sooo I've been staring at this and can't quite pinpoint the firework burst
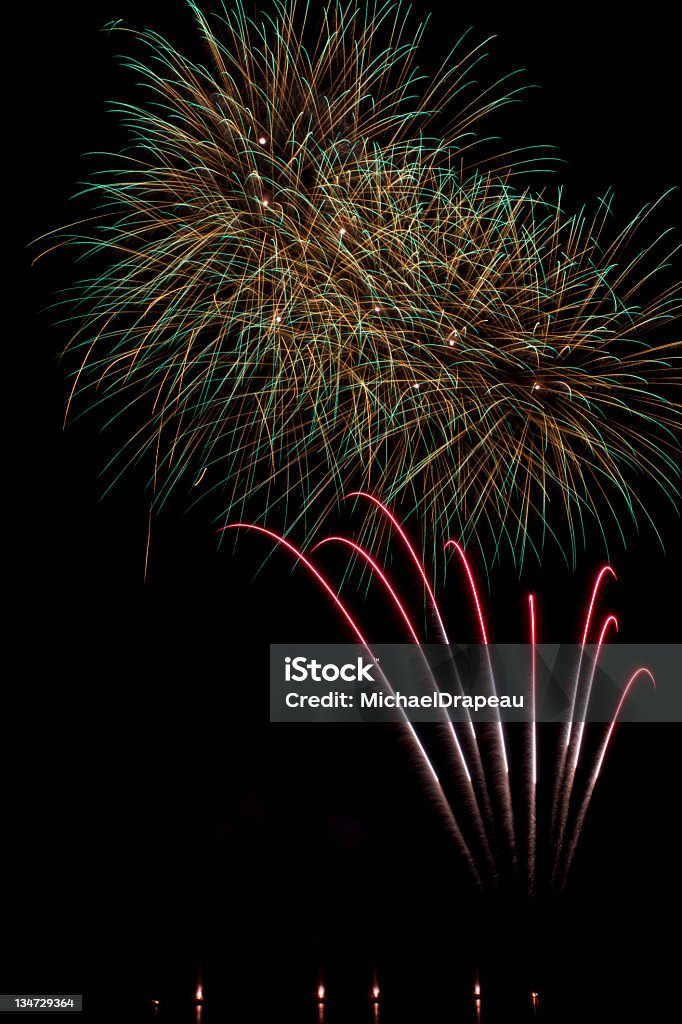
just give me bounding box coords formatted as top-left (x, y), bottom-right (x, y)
top-left (39, 0), bottom-right (681, 571)
top-left (225, 496), bottom-right (657, 898)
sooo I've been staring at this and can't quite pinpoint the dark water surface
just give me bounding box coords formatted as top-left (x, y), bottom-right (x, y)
top-left (126, 976), bottom-right (661, 1024)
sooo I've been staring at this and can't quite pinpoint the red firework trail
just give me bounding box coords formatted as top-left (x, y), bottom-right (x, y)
top-left (310, 536), bottom-right (420, 643)
top-left (551, 612), bottom-right (618, 884)
top-left (559, 668), bottom-right (656, 890)
top-left (528, 594), bottom-right (537, 895)
top-left (444, 539), bottom-right (517, 874)
top-left (223, 522), bottom-right (483, 886)
top-left (343, 493), bottom-right (500, 868)
top-left (311, 535), bottom-right (473, 782)
top-left (223, 500), bottom-right (655, 896)
top-left (345, 493), bottom-right (450, 644)
top-left (310, 534), bottom-right (497, 875)
top-left (549, 566), bottom-right (617, 842)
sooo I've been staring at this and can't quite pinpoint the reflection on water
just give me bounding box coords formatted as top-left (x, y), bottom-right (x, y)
top-left (473, 973), bottom-right (482, 1022)
top-left (145, 980), bottom-right (548, 1023)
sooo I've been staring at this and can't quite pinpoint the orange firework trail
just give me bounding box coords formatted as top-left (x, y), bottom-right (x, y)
top-left (35, 0), bottom-right (681, 574)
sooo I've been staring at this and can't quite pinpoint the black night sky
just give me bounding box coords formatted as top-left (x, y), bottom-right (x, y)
top-left (8, 2), bottom-right (681, 1021)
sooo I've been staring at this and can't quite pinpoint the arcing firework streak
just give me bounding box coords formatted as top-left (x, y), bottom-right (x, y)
top-left (226, 494), bottom-right (656, 896)
top-left (40, 1), bottom-right (681, 570)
